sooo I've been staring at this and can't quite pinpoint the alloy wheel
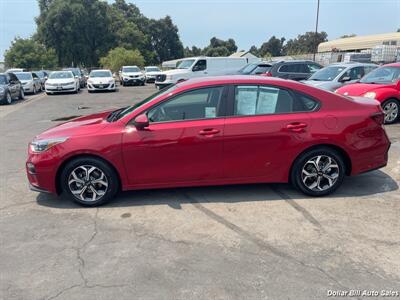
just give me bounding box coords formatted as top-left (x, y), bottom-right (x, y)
top-left (383, 102), bottom-right (398, 123)
top-left (301, 155), bottom-right (339, 192)
top-left (68, 165), bottom-right (109, 202)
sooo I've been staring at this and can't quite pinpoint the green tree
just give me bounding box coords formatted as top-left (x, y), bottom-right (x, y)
top-left (201, 37), bottom-right (238, 57)
top-left (36, 0), bottom-right (116, 67)
top-left (283, 31), bottom-right (328, 55)
top-left (184, 46), bottom-right (202, 57)
top-left (249, 45), bottom-right (260, 57)
top-left (4, 37), bottom-right (57, 69)
top-left (100, 47), bottom-right (144, 72)
top-left (340, 34), bottom-right (357, 38)
top-left (259, 36), bottom-right (285, 57)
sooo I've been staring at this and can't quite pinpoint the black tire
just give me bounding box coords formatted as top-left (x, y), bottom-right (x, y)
top-left (19, 88), bottom-right (25, 100)
top-left (382, 99), bottom-right (399, 124)
top-left (60, 157), bottom-right (119, 206)
top-left (291, 147), bottom-right (345, 197)
top-left (32, 86), bottom-right (37, 95)
top-left (5, 91), bottom-right (12, 104)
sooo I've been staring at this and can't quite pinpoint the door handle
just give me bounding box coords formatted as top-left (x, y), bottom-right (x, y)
top-left (199, 128), bottom-right (220, 136)
top-left (286, 122), bottom-right (308, 132)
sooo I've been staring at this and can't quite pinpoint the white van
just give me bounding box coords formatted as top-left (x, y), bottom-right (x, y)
top-left (155, 56), bottom-right (247, 88)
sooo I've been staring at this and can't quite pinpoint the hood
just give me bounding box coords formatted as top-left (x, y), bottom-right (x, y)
top-left (88, 77), bottom-right (113, 84)
top-left (47, 78), bottom-right (75, 84)
top-left (302, 80), bottom-right (341, 91)
top-left (35, 110), bottom-right (112, 140)
top-left (20, 79), bottom-right (33, 84)
top-left (336, 82), bottom-right (395, 96)
top-left (162, 69), bottom-right (190, 76)
top-left (121, 72), bottom-right (143, 76)
top-left (146, 71), bottom-right (162, 75)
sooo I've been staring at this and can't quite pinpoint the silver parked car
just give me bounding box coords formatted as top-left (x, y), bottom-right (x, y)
top-left (302, 62), bottom-right (377, 91)
top-left (14, 72), bottom-right (42, 94)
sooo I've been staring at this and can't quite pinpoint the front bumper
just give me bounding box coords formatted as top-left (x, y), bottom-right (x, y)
top-left (87, 83), bottom-right (116, 91)
top-left (45, 84), bottom-right (76, 93)
top-left (122, 77), bottom-right (145, 85)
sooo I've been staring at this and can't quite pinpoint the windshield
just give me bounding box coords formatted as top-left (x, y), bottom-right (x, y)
top-left (0, 75), bottom-right (6, 84)
top-left (90, 70), bottom-right (112, 78)
top-left (15, 72), bottom-right (33, 80)
top-left (122, 67), bottom-right (140, 72)
top-left (49, 71), bottom-right (73, 79)
top-left (34, 71), bottom-right (46, 78)
top-left (14, 73), bottom-right (32, 80)
top-left (110, 84), bottom-right (178, 121)
top-left (238, 63), bottom-right (258, 74)
top-left (360, 66), bottom-right (400, 84)
top-left (63, 68), bottom-right (80, 76)
top-left (309, 66), bottom-right (346, 81)
top-left (145, 67), bottom-right (160, 72)
top-left (177, 59), bottom-right (195, 69)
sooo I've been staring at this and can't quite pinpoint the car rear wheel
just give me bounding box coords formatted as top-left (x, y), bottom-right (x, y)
top-left (291, 147), bottom-right (345, 197)
top-left (19, 88), bottom-right (25, 100)
top-left (33, 86), bottom-right (37, 94)
top-left (382, 99), bottom-right (399, 124)
top-left (61, 157), bottom-right (119, 206)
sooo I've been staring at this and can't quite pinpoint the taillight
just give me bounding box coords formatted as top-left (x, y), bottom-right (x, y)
top-left (370, 112), bottom-right (384, 125)
top-left (260, 72), bottom-right (272, 77)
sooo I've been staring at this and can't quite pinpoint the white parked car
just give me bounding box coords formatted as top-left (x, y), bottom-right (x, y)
top-left (87, 69), bottom-right (116, 92)
top-left (14, 72), bottom-right (42, 94)
top-left (45, 71), bottom-right (80, 95)
top-left (144, 66), bottom-right (162, 83)
top-left (155, 56), bottom-right (248, 89)
top-left (119, 66), bottom-right (145, 86)
top-left (6, 68), bottom-right (25, 73)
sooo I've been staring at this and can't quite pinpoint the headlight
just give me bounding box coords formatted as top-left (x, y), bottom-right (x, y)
top-left (108, 79), bottom-right (114, 84)
top-left (66, 81), bottom-right (75, 85)
top-left (0, 87), bottom-right (4, 93)
top-left (363, 92), bottom-right (376, 99)
top-left (30, 137), bottom-right (68, 153)
top-left (87, 80), bottom-right (93, 84)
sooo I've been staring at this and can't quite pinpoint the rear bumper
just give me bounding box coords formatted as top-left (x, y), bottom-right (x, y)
top-left (350, 139), bottom-right (391, 175)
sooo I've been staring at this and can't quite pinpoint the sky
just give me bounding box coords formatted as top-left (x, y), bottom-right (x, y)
top-left (1, 0), bottom-right (399, 61)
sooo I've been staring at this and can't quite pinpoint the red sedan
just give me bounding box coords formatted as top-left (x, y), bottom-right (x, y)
top-left (336, 63), bottom-right (400, 124)
top-left (27, 76), bottom-right (390, 206)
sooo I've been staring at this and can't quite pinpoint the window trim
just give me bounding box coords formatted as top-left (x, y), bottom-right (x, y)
top-left (225, 84), bottom-right (321, 119)
top-left (142, 85), bottom-right (229, 125)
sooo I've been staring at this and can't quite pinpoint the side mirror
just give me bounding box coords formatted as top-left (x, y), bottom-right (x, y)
top-left (340, 76), bottom-right (351, 82)
top-left (75, 75), bottom-right (79, 79)
top-left (133, 113), bottom-right (149, 130)
top-left (44, 76), bottom-right (48, 80)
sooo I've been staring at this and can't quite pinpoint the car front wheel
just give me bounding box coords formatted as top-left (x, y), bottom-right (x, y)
top-left (19, 88), bottom-right (25, 100)
top-left (291, 147), bottom-right (345, 197)
top-left (382, 99), bottom-right (399, 124)
top-left (61, 157), bottom-right (119, 206)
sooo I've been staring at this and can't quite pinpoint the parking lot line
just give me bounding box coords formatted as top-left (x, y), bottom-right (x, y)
top-left (0, 93), bottom-right (47, 119)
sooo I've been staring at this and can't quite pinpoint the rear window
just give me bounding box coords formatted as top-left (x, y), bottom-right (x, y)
top-left (279, 64), bottom-right (303, 73)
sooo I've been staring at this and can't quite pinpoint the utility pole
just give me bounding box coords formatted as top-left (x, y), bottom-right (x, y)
top-left (313, 0), bottom-right (320, 61)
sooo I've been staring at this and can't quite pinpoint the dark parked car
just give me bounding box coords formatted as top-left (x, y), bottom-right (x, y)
top-left (63, 68), bottom-right (86, 88)
top-left (246, 60), bottom-right (323, 81)
top-left (0, 72), bottom-right (25, 104)
top-left (33, 70), bottom-right (49, 90)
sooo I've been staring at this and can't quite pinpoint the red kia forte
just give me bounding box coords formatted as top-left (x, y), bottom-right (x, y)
top-left (27, 76), bottom-right (390, 206)
top-left (336, 63), bottom-right (400, 124)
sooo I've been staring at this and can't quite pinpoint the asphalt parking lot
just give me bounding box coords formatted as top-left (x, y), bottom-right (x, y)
top-left (0, 85), bottom-right (399, 300)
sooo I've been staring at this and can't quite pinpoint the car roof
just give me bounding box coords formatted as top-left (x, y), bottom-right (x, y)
top-left (328, 62), bottom-right (377, 67)
top-left (384, 62), bottom-right (400, 67)
top-left (176, 75), bottom-right (301, 90)
top-left (90, 69), bottom-right (111, 72)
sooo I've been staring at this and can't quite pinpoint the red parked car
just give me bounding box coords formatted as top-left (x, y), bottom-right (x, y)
top-left (27, 76), bottom-right (390, 206)
top-left (336, 63), bottom-right (400, 124)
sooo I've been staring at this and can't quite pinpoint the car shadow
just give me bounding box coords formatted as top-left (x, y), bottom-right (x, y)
top-left (36, 169), bottom-right (399, 209)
